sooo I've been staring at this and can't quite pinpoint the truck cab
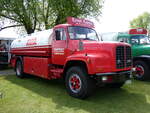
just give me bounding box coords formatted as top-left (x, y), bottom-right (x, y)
top-left (118, 33), bottom-right (150, 56)
top-left (11, 17), bottom-right (132, 99)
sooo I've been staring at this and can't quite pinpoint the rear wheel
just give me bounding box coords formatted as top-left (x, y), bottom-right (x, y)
top-left (15, 60), bottom-right (25, 78)
top-left (134, 60), bottom-right (150, 80)
top-left (65, 66), bottom-right (95, 99)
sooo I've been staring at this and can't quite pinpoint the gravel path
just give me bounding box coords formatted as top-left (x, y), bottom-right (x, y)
top-left (0, 69), bottom-right (15, 76)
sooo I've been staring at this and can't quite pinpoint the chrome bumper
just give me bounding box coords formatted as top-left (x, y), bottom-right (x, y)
top-left (96, 70), bottom-right (131, 76)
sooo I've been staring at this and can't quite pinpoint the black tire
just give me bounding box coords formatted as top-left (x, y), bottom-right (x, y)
top-left (106, 82), bottom-right (125, 88)
top-left (133, 60), bottom-right (150, 80)
top-left (15, 60), bottom-right (25, 78)
top-left (65, 66), bottom-right (95, 99)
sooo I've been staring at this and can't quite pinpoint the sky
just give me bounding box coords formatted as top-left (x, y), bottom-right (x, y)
top-left (0, 0), bottom-right (150, 38)
top-left (95, 0), bottom-right (150, 33)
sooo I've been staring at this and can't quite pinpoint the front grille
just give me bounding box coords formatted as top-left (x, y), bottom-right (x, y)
top-left (116, 46), bottom-right (132, 69)
top-left (116, 46), bottom-right (125, 69)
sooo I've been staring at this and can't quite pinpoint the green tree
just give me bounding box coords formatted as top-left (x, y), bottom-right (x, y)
top-left (50, 0), bottom-right (103, 25)
top-left (0, 0), bottom-right (104, 34)
top-left (0, 0), bottom-right (38, 34)
top-left (37, 0), bottom-right (104, 29)
top-left (130, 12), bottom-right (150, 31)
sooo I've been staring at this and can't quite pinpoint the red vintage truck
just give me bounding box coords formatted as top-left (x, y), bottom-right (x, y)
top-left (10, 17), bottom-right (132, 99)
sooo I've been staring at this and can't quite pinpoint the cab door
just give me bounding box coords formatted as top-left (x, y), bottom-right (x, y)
top-left (52, 28), bottom-right (68, 65)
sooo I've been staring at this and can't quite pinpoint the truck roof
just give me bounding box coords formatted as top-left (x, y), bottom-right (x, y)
top-left (53, 17), bottom-right (95, 29)
top-left (54, 24), bottom-right (70, 28)
top-left (54, 23), bottom-right (94, 29)
top-left (118, 32), bottom-right (146, 38)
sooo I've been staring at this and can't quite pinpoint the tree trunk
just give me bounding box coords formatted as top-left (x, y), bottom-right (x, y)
top-left (55, 15), bottom-right (61, 25)
top-left (24, 23), bottom-right (35, 34)
top-left (26, 28), bottom-right (34, 34)
top-left (55, 14), bottom-right (66, 25)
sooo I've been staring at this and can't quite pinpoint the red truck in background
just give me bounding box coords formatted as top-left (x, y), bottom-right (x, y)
top-left (10, 17), bottom-right (132, 99)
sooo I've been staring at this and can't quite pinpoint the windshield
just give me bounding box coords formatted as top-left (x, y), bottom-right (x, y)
top-left (68, 26), bottom-right (99, 41)
top-left (131, 35), bottom-right (150, 45)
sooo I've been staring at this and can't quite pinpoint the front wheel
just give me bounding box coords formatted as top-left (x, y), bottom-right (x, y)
top-left (133, 60), bottom-right (150, 80)
top-left (65, 66), bottom-right (95, 99)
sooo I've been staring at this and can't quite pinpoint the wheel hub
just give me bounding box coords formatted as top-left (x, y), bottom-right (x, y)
top-left (135, 65), bottom-right (144, 77)
top-left (69, 74), bottom-right (81, 93)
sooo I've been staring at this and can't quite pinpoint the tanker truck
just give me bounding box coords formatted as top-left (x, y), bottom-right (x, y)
top-left (10, 17), bottom-right (132, 99)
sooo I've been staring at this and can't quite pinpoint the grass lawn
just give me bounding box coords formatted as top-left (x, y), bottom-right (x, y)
top-left (0, 75), bottom-right (150, 113)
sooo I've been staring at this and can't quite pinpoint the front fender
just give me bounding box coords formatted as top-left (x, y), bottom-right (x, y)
top-left (65, 53), bottom-right (95, 74)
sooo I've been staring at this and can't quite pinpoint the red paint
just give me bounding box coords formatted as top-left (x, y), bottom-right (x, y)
top-left (136, 66), bottom-right (144, 76)
top-left (50, 68), bottom-right (63, 79)
top-left (129, 28), bottom-right (147, 35)
top-left (24, 57), bottom-right (50, 79)
top-left (11, 45), bottom-right (52, 57)
top-left (10, 56), bottom-right (16, 68)
top-left (52, 27), bottom-right (67, 65)
top-left (26, 37), bottom-right (37, 46)
top-left (70, 76), bottom-right (81, 90)
top-left (67, 17), bottom-right (94, 28)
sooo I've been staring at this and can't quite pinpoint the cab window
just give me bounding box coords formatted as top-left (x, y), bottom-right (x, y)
top-left (55, 28), bottom-right (66, 40)
top-left (131, 38), bottom-right (139, 45)
top-left (68, 26), bottom-right (99, 41)
top-left (130, 35), bottom-right (150, 45)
